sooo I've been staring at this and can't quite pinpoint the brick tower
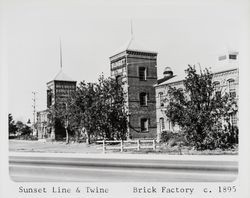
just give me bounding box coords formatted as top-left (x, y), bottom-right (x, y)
top-left (110, 38), bottom-right (158, 139)
top-left (46, 69), bottom-right (77, 140)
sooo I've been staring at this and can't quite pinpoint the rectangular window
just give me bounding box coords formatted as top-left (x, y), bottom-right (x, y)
top-left (47, 89), bottom-right (52, 108)
top-left (159, 92), bottom-right (164, 107)
top-left (215, 91), bottom-right (221, 98)
top-left (140, 93), bottom-right (148, 106)
top-left (230, 91), bottom-right (236, 98)
top-left (141, 118), bottom-right (148, 132)
top-left (231, 113), bottom-right (237, 126)
top-left (218, 55), bottom-right (227, 61)
top-left (229, 54), bottom-right (237, 60)
top-left (228, 80), bottom-right (236, 98)
top-left (139, 67), bottom-right (147, 81)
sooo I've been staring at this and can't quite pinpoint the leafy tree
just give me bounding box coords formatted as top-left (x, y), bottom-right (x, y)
top-left (95, 75), bottom-right (128, 140)
top-left (57, 75), bottom-right (128, 144)
top-left (9, 117), bottom-right (32, 138)
top-left (49, 75), bottom-right (128, 144)
top-left (47, 101), bottom-right (71, 143)
top-left (20, 125), bottom-right (32, 136)
top-left (8, 113), bottom-right (17, 137)
top-left (165, 65), bottom-right (238, 150)
top-left (16, 121), bottom-right (25, 134)
top-left (69, 81), bottom-right (98, 144)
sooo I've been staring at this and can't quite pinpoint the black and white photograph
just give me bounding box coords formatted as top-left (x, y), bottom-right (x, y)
top-left (1, 0), bottom-right (250, 197)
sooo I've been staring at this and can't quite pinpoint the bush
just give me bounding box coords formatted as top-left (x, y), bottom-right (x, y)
top-left (195, 125), bottom-right (239, 150)
top-left (160, 130), bottom-right (188, 146)
top-left (18, 134), bottom-right (38, 141)
top-left (160, 130), bottom-right (174, 143)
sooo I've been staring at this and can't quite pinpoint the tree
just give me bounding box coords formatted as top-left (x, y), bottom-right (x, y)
top-left (55, 99), bottom-right (77, 144)
top-left (50, 74), bottom-right (128, 144)
top-left (71, 81), bottom-right (98, 144)
top-left (95, 75), bottom-right (128, 140)
top-left (8, 113), bottom-right (17, 137)
top-left (16, 121), bottom-right (25, 135)
top-left (20, 125), bottom-right (32, 136)
top-left (47, 101), bottom-right (71, 143)
top-left (10, 118), bottom-right (32, 138)
top-left (165, 65), bottom-right (238, 150)
top-left (56, 75), bottom-right (128, 144)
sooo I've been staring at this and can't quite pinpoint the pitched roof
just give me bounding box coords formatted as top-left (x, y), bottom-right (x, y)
top-left (50, 69), bottom-right (75, 82)
top-left (210, 65), bottom-right (238, 74)
top-left (111, 37), bottom-right (157, 57)
top-left (156, 65), bottom-right (238, 87)
top-left (157, 73), bottom-right (185, 86)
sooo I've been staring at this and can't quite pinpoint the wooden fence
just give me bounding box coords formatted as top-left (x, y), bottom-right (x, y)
top-left (96, 139), bottom-right (156, 153)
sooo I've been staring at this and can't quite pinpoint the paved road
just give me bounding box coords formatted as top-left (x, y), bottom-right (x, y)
top-left (9, 155), bottom-right (238, 182)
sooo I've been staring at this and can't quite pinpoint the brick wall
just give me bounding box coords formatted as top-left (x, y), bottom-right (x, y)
top-left (126, 53), bottom-right (157, 139)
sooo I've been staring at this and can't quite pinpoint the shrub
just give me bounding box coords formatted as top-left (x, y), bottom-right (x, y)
top-left (196, 125), bottom-right (239, 150)
top-left (19, 134), bottom-right (38, 141)
top-left (160, 130), bottom-right (174, 143)
top-left (160, 130), bottom-right (188, 147)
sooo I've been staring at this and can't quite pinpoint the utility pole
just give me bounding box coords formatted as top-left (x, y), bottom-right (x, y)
top-left (32, 91), bottom-right (37, 136)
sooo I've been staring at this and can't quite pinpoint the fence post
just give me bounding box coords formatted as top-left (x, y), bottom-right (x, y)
top-left (153, 139), bottom-right (156, 150)
top-left (137, 139), bottom-right (140, 151)
top-left (102, 140), bottom-right (106, 153)
top-left (120, 140), bottom-right (123, 152)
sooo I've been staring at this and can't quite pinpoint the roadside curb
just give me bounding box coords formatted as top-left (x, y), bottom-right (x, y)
top-left (9, 156), bottom-right (238, 173)
top-left (9, 152), bottom-right (238, 161)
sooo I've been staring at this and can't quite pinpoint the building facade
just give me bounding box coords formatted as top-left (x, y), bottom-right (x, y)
top-left (155, 52), bottom-right (239, 141)
top-left (110, 38), bottom-right (158, 139)
top-left (36, 109), bottom-right (49, 139)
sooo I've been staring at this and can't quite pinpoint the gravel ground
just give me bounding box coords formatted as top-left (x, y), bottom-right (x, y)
top-left (9, 139), bottom-right (238, 155)
top-left (9, 140), bottom-right (103, 153)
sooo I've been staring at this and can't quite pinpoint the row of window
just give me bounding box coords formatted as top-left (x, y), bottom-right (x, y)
top-left (214, 79), bottom-right (236, 98)
top-left (55, 84), bottom-right (75, 89)
top-left (158, 113), bottom-right (237, 132)
top-left (55, 89), bottom-right (75, 94)
top-left (112, 66), bottom-right (148, 81)
top-left (157, 79), bottom-right (237, 107)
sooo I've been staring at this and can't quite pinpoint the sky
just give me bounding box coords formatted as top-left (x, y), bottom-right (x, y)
top-left (2, 0), bottom-right (248, 123)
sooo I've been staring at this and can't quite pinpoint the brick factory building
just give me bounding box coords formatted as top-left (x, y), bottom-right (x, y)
top-left (155, 51), bottom-right (239, 142)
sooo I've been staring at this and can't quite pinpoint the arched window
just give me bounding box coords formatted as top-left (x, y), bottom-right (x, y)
top-left (228, 79), bottom-right (236, 98)
top-left (158, 92), bottom-right (164, 107)
top-left (159, 117), bottom-right (165, 131)
top-left (178, 88), bottom-right (183, 92)
top-left (140, 92), bottom-right (148, 106)
top-left (213, 81), bottom-right (221, 98)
